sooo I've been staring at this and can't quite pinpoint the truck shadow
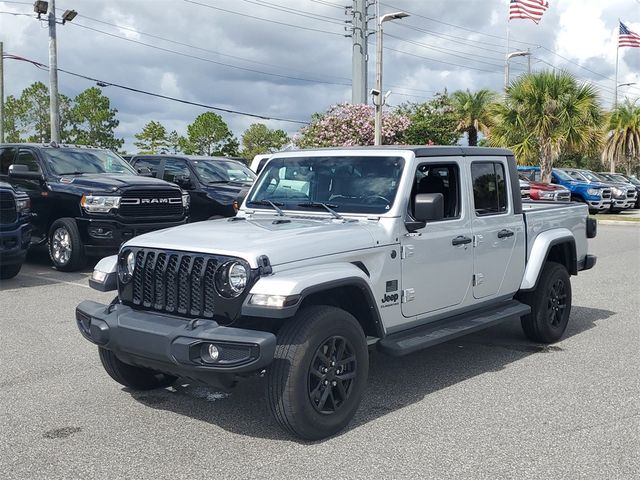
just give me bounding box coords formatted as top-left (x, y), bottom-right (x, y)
top-left (129, 305), bottom-right (614, 443)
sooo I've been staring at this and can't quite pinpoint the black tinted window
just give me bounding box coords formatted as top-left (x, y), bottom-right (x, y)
top-left (163, 159), bottom-right (190, 183)
top-left (413, 163), bottom-right (460, 220)
top-left (134, 158), bottom-right (162, 176)
top-left (0, 147), bottom-right (17, 174)
top-left (472, 162), bottom-right (508, 216)
top-left (16, 150), bottom-right (42, 172)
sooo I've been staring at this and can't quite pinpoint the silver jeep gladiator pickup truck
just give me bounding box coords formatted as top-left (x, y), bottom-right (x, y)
top-left (76, 146), bottom-right (597, 440)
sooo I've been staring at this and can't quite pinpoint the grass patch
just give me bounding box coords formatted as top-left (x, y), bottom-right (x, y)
top-left (592, 215), bottom-right (640, 223)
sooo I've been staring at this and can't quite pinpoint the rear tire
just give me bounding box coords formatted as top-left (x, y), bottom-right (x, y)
top-left (0, 263), bottom-right (22, 279)
top-left (98, 348), bottom-right (177, 390)
top-left (48, 218), bottom-right (85, 272)
top-left (266, 305), bottom-right (368, 440)
top-left (518, 261), bottom-right (572, 343)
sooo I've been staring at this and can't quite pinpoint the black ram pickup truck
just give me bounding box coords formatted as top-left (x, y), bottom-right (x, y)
top-left (0, 144), bottom-right (188, 271)
top-left (0, 181), bottom-right (32, 279)
top-left (129, 155), bottom-right (255, 222)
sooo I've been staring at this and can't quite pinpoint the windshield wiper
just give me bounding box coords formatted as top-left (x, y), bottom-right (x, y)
top-left (297, 201), bottom-right (342, 219)
top-left (248, 199), bottom-right (286, 216)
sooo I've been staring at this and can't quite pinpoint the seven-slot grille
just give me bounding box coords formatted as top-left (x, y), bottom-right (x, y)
top-left (119, 189), bottom-right (183, 218)
top-left (0, 191), bottom-right (17, 224)
top-left (121, 249), bottom-right (252, 320)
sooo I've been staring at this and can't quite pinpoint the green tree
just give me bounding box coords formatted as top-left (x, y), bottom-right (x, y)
top-left (602, 99), bottom-right (640, 175)
top-left (3, 95), bottom-right (29, 142)
top-left (69, 87), bottom-right (123, 149)
top-left (182, 112), bottom-right (239, 156)
top-left (166, 130), bottom-right (183, 154)
top-left (241, 123), bottom-right (290, 159)
top-left (134, 121), bottom-right (169, 154)
top-left (15, 82), bottom-right (72, 143)
top-left (451, 89), bottom-right (497, 146)
top-left (489, 71), bottom-right (603, 182)
top-left (397, 92), bottom-right (460, 145)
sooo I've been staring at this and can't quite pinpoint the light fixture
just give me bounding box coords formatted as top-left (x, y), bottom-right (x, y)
top-left (62, 9), bottom-right (77, 24)
top-left (33, 0), bottom-right (48, 18)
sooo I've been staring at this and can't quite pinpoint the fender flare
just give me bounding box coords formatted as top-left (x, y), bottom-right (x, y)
top-left (241, 263), bottom-right (383, 334)
top-left (520, 228), bottom-right (576, 291)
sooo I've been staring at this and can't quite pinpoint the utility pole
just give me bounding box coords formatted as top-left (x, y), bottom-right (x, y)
top-left (0, 41), bottom-right (4, 143)
top-left (350, 0), bottom-right (368, 104)
top-left (48, 0), bottom-right (60, 143)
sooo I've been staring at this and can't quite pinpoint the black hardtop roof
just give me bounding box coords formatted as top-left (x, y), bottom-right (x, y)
top-left (131, 154), bottom-right (246, 163)
top-left (271, 145), bottom-right (514, 158)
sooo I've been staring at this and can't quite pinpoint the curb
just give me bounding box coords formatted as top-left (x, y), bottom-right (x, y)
top-left (596, 220), bottom-right (640, 226)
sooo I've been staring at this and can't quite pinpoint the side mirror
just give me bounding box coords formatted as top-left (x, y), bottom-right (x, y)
top-left (137, 166), bottom-right (155, 177)
top-left (406, 193), bottom-right (444, 232)
top-left (174, 175), bottom-right (193, 188)
top-left (8, 164), bottom-right (43, 180)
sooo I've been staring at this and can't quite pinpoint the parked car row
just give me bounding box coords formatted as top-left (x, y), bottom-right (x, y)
top-left (518, 166), bottom-right (638, 214)
top-left (0, 144), bottom-right (256, 275)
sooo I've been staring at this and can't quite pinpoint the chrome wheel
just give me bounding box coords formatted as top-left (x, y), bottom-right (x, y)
top-left (51, 227), bottom-right (72, 265)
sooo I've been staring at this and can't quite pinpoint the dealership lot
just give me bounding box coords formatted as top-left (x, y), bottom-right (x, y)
top-left (1, 225), bottom-right (639, 479)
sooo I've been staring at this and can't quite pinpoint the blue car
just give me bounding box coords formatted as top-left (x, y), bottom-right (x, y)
top-left (518, 166), bottom-right (612, 214)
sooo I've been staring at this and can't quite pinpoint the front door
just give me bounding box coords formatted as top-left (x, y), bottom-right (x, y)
top-left (469, 160), bottom-right (521, 299)
top-left (401, 161), bottom-right (473, 318)
top-left (11, 149), bottom-right (49, 240)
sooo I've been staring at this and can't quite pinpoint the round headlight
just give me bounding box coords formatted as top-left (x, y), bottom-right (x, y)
top-left (126, 251), bottom-right (136, 276)
top-left (215, 261), bottom-right (248, 298)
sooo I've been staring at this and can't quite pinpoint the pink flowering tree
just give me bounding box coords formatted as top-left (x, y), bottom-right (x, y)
top-left (296, 103), bottom-right (410, 148)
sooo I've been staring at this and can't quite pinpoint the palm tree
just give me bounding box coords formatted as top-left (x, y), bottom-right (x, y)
top-left (489, 71), bottom-right (604, 183)
top-left (451, 89), bottom-right (497, 146)
top-left (603, 99), bottom-right (640, 174)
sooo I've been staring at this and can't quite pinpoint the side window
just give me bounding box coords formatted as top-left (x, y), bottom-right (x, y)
top-left (471, 162), bottom-right (508, 216)
top-left (162, 159), bottom-right (190, 184)
top-left (134, 158), bottom-right (162, 177)
top-left (0, 147), bottom-right (17, 174)
top-left (412, 163), bottom-right (460, 220)
top-left (16, 150), bottom-right (42, 172)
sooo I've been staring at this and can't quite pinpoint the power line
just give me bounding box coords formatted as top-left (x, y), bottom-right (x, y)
top-left (3, 53), bottom-right (310, 124)
top-left (238, 0), bottom-right (345, 25)
top-left (183, 0), bottom-right (345, 37)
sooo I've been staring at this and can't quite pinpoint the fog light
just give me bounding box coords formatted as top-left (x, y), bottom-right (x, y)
top-left (206, 344), bottom-right (219, 363)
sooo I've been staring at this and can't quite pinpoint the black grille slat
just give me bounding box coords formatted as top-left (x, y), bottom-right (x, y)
top-left (165, 254), bottom-right (179, 313)
top-left (0, 192), bottom-right (17, 224)
top-left (203, 259), bottom-right (217, 317)
top-left (153, 253), bottom-right (167, 311)
top-left (177, 256), bottom-right (192, 314)
top-left (190, 257), bottom-right (205, 316)
top-left (132, 251), bottom-right (145, 304)
top-left (142, 252), bottom-right (156, 307)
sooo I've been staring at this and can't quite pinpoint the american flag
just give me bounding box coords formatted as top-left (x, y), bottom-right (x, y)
top-left (509, 0), bottom-right (550, 24)
top-left (619, 22), bottom-right (640, 48)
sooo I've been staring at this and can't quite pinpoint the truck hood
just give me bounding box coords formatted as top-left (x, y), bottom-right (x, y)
top-left (202, 181), bottom-right (253, 203)
top-left (529, 181), bottom-right (568, 192)
top-left (124, 216), bottom-right (377, 267)
top-left (56, 174), bottom-right (179, 194)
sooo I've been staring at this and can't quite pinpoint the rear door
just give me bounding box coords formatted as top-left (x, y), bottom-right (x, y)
top-left (469, 159), bottom-right (524, 299)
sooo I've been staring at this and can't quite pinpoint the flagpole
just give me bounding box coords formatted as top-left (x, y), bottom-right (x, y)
top-left (614, 19), bottom-right (620, 109)
top-left (504, 19), bottom-right (511, 92)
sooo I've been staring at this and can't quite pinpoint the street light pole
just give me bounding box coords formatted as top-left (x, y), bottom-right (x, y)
top-left (504, 50), bottom-right (532, 91)
top-left (47, 0), bottom-right (61, 143)
top-left (374, 8), bottom-right (409, 146)
top-left (615, 82), bottom-right (636, 109)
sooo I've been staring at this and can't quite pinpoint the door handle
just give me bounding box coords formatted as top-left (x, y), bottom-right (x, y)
top-left (452, 235), bottom-right (472, 246)
top-left (497, 229), bottom-right (514, 239)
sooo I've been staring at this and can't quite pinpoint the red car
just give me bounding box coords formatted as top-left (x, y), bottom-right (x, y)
top-left (519, 173), bottom-right (571, 202)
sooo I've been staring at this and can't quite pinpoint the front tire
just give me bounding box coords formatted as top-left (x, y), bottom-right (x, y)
top-left (266, 306), bottom-right (368, 440)
top-left (518, 261), bottom-right (572, 343)
top-left (48, 218), bottom-right (85, 272)
top-left (0, 263), bottom-right (22, 279)
top-left (98, 348), bottom-right (177, 390)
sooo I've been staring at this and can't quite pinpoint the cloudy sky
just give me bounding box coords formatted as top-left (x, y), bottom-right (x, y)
top-left (1, 0), bottom-right (639, 153)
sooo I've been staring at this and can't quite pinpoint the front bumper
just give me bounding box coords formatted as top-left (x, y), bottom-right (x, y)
top-left (587, 199), bottom-right (612, 210)
top-left (0, 223), bottom-right (31, 266)
top-left (610, 198), bottom-right (636, 209)
top-left (76, 301), bottom-right (276, 380)
top-left (76, 217), bottom-right (186, 255)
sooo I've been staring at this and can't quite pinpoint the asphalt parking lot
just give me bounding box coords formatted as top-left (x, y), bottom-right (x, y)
top-left (1, 225), bottom-right (639, 480)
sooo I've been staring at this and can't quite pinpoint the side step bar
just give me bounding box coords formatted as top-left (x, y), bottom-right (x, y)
top-left (378, 300), bottom-right (531, 356)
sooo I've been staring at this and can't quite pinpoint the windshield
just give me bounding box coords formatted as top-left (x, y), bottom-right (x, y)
top-left (580, 170), bottom-right (605, 182)
top-left (45, 149), bottom-right (137, 175)
top-left (192, 159), bottom-right (255, 183)
top-left (553, 169), bottom-right (574, 181)
top-left (609, 174), bottom-right (630, 183)
top-left (247, 156), bottom-right (405, 214)
top-left (626, 176), bottom-right (640, 186)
